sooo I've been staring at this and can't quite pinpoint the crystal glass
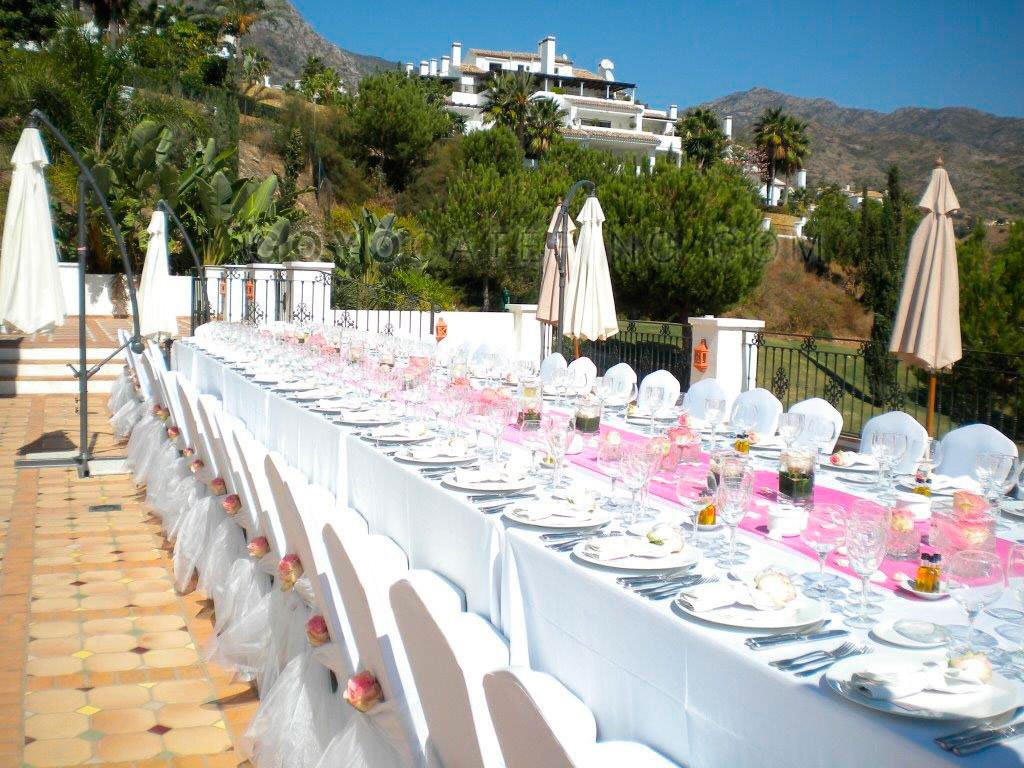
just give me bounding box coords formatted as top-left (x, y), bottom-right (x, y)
top-left (999, 544), bottom-right (1024, 675)
top-left (716, 466), bottom-right (754, 565)
top-left (886, 502), bottom-right (920, 560)
top-left (519, 419), bottom-right (546, 473)
top-left (844, 500), bottom-right (890, 627)
top-left (807, 417), bottom-right (838, 466)
top-left (596, 434), bottom-right (624, 508)
top-left (778, 412), bottom-right (804, 449)
top-left (872, 432), bottom-right (908, 498)
top-left (801, 502), bottom-right (845, 599)
top-left (645, 386), bottom-right (667, 435)
top-left (620, 442), bottom-right (654, 525)
top-left (704, 397), bottom-right (726, 449)
top-left (730, 401), bottom-right (758, 442)
top-left (544, 417), bottom-right (575, 490)
top-left (976, 452), bottom-right (1016, 505)
top-left (947, 550), bottom-right (1004, 652)
top-left (675, 462), bottom-right (711, 547)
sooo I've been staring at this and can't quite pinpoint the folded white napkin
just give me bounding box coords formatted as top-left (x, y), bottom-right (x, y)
top-left (369, 422), bottom-right (428, 440)
top-left (678, 582), bottom-right (738, 611)
top-left (583, 537), bottom-right (633, 561)
top-left (851, 664), bottom-right (987, 701)
top-left (455, 466), bottom-right (525, 485)
top-left (408, 444), bottom-right (468, 460)
top-left (829, 451), bottom-right (876, 468)
top-left (512, 503), bottom-right (592, 523)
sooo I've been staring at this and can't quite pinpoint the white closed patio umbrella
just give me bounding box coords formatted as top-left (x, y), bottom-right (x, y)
top-left (137, 210), bottom-right (178, 338)
top-left (889, 159), bottom-right (962, 435)
top-left (563, 196), bottom-right (618, 348)
top-left (536, 202), bottom-right (576, 326)
top-left (0, 127), bottom-right (66, 334)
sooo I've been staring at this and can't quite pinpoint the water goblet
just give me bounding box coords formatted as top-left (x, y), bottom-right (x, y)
top-left (778, 412), bottom-right (804, 449)
top-left (645, 386), bottom-right (667, 435)
top-left (800, 502), bottom-right (846, 601)
top-left (947, 550), bottom-right (1004, 654)
top-left (544, 417), bottom-right (575, 490)
top-left (519, 418), bottom-right (546, 473)
top-left (675, 462), bottom-right (711, 548)
top-left (596, 434), bottom-right (624, 509)
top-left (704, 397), bottom-right (726, 449)
top-left (975, 452), bottom-right (1016, 505)
top-left (715, 467), bottom-right (754, 566)
top-left (843, 500), bottom-right (890, 628)
top-left (730, 401), bottom-right (759, 448)
top-left (620, 442), bottom-right (654, 525)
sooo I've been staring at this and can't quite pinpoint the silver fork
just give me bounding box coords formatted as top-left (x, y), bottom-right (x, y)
top-left (771, 641), bottom-right (856, 670)
top-left (794, 645), bottom-right (869, 677)
top-left (636, 576), bottom-right (716, 600)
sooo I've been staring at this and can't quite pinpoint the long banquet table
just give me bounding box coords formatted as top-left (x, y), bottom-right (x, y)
top-left (173, 340), bottom-right (1024, 767)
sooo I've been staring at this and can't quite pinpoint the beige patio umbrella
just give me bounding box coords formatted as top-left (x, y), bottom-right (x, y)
top-left (536, 202), bottom-right (576, 325)
top-left (137, 210), bottom-right (179, 338)
top-left (563, 196), bottom-right (618, 349)
top-left (888, 159), bottom-right (962, 435)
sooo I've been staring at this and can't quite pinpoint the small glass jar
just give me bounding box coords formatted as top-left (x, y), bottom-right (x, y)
top-left (778, 448), bottom-right (815, 505)
top-left (930, 500), bottom-right (996, 560)
top-left (886, 503), bottom-right (919, 560)
top-left (573, 395), bottom-right (603, 436)
top-left (517, 376), bottom-right (543, 425)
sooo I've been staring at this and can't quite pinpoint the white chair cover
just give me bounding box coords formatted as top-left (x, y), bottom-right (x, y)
top-left (683, 378), bottom-right (727, 420)
top-left (732, 388), bottom-right (783, 436)
top-left (566, 356), bottom-right (597, 392)
top-left (315, 525), bottom-right (464, 768)
top-left (638, 370), bottom-right (681, 413)
top-left (483, 668), bottom-right (679, 768)
top-left (789, 398), bottom-right (844, 453)
top-left (390, 574), bottom-right (509, 768)
top-left (602, 362), bottom-right (636, 402)
top-left (539, 353), bottom-right (567, 384)
top-left (860, 412), bottom-right (929, 474)
top-left (936, 424), bottom-right (1018, 479)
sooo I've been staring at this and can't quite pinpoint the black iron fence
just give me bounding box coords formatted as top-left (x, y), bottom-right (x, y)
top-left (576, 320), bottom-right (693, 389)
top-left (747, 331), bottom-right (1024, 443)
top-left (191, 264), bottom-right (438, 340)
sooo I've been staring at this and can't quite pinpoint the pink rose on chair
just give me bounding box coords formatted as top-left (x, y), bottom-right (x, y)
top-left (343, 671), bottom-right (383, 712)
top-left (277, 554), bottom-right (303, 591)
top-left (166, 426), bottom-right (180, 440)
top-left (182, 447), bottom-right (195, 457)
top-left (188, 458), bottom-right (204, 473)
top-left (221, 494), bottom-right (242, 514)
top-left (151, 403), bottom-right (163, 417)
top-left (210, 477), bottom-right (227, 496)
top-left (155, 406), bottom-right (170, 421)
top-left (306, 614), bottom-right (330, 646)
top-left (247, 536), bottom-right (269, 559)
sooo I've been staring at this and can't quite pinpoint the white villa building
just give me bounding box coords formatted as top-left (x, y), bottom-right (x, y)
top-left (408, 36), bottom-right (702, 168)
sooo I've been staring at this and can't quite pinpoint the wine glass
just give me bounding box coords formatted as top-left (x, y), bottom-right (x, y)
top-left (596, 435), bottom-right (624, 509)
top-left (703, 397), bottom-right (726, 449)
top-left (674, 462), bottom-right (710, 548)
top-left (843, 500), bottom-right (890, 628)
top-left (730, 401), bottom-right (759, 443)
top-left (519, 418), bottom-right (546, 473)
top-left (975, 452), bottom-right (1016, 505)
top-left (778, 412), bottom-right (804, 449)
top-left (800, 502), bottom-right (845, 601)
top-left (645, 385), bottom-right (666, 435)
top-left (947, 550), bottom-right (1004, 653)
top-left (807, 417), bottom-right (838, 467)
top-left (715, 466), bottom-right (754, 566)
top-left (620, 442), bottom-right (653, 525)
top-left (997, 544), bottom-right (1024, 678)
top-left (544, 418), bottom-right (575, 490)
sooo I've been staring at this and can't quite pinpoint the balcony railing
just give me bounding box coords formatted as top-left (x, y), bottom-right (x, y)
top-left (576, 320), bottom-right (693, 390)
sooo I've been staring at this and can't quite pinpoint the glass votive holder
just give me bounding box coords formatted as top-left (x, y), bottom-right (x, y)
top-left (886, 503), bottom-right (920, 560)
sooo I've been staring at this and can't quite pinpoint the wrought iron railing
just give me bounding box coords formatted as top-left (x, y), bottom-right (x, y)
top-left (577, 320), bottom-right (693, 389)
top-left (191, 264), bottom-right (438, 340)
top-left (746, 331), bottom-right (1024, 443)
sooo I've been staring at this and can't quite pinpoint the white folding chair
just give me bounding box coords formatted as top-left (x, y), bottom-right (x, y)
top-left (483, 668), bottom-right (680, 768)
top-left (936, 424), bottom-right (1018, 479)
top-left (732, 387), bottom-right (783, 436)
top-left (390, 575), bottom-right (509, 768)
top-left (638, 370), bottom-right (681, 412)
top-left (539, 353), bottom-right (567, 384)
top-left (683, 378), bottom-right (727, 420)
top-left (789, 398), bottom-right (844, 453)
top-left (861, 411), bottom-right (928, 474)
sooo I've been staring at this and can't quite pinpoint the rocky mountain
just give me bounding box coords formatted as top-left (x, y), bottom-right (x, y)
top-left (240, 1), bottom-right (398, 88)
top-left (700, 87), bottom-right (1024, 219)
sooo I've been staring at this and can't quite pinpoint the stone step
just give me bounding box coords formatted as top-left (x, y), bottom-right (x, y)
top-left (0, 346), bottom-right (123, 362)
top-left (0, 378), bottom-right (115, 395)
top-left (0, 361), bottom-right (124, 378)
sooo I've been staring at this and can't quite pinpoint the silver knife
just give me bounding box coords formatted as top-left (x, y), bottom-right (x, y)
top-left (746, 629), bottom-right (848, 649)
top-left (951, 722), bottom-right (1024, 755)
top-left (936, 708), bottom-right (1024, 748)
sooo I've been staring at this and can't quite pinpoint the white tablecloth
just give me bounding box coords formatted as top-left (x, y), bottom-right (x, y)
top-left (174, 339), bottom-right (1024, 767)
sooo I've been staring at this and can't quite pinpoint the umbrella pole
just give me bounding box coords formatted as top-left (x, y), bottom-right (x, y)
top-left (573, 337), bottom-right (580, 360)
top-left (76, 175), bottom-right (90, 476)
top-left (926, 372), bottom-right (937, 437)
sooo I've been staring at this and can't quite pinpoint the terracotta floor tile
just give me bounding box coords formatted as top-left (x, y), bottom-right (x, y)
top-left (90, 707), bottom-right (157, 734)
top-left (24, 689), bottom-right (87, 715)
top-left (22, 736), bottom-right (92, 766)
top-left (95, 731), bottom-right (163, 761)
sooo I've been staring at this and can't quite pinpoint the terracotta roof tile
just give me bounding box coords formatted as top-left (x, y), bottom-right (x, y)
top-left (469, 48), bottom-right (572, 64)
top-left (560, 127), bottom-right (660, 146)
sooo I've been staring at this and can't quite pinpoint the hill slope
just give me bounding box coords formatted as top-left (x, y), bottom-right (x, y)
top-left (701, 87), bottom-right (1024, 219)
top-left (238, 1), bottom-right (398, 88)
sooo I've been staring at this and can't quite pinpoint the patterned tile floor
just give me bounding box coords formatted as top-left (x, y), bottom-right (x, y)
top-left (0, 394), bottom-right (257, 767)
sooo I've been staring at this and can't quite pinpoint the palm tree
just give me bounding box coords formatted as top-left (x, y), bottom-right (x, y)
top-left (242, 45), bottom-right (271, 86)
top-left (215, 0), bottom-right (280, 85)
top-left (676, 107), bottom-right (726, 171)
top-left (779, 115), bottom-right (810, 203)
top-left (481, 71), bottom-right (534, 144)
top-left (524, 97), bottom-right (567, 159)
top-left (753, 107), bottom-right (788, 206)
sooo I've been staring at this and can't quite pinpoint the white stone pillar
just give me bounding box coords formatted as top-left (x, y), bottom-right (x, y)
top-left (245, 263), bottom-right (284, 325)
top-left (687, 316), bottom-right (765, 408)
top-left (282, 261), bottom-right (333, 326)
top-left (506, 303), bottom-right (541, 364)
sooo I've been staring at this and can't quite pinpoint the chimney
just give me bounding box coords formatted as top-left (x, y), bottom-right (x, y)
top-left (440, 55), bottom-right (450, 76)
top-left (796, 169), bottom-right (807, 189)
top-left (724, 115), bottom-right (733, 140)
top-left (429, 58), bottom-right (438, 76)
top-left (538, 35), bottom-right (556, 74)
top-left (451, 41), bottom-right (462, 67)
top-left (668, 104), bottom-right (678, 120)
top-left (404, 62), bottom-right (414, 75)
top-left (419, 60), bottom-right (429, 76)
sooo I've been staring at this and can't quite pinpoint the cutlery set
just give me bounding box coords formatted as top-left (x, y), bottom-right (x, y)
top-left (768, 642), bottom-right (870, 677)
top-left (936, 707), bottom-right (1024, 755)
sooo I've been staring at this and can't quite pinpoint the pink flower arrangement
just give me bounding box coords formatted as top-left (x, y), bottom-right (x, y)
top-left (210, 477), bottom-right (227, 496)
top-left (166, 426), bottom-right (180, 440)
top-left (277, 553), bottom-right (303, 591)
top-left (188, 458), bottom-right (205, 473)
top-left (953, 490), bottom-right (989, 516)
top-left (221, 494), bottom-right (242, 514)
top-left (247, 536), bottom-right (269, 559)
top-left (343, 671), bottom-right (383, 712)
top-left (305, 614), bottom-right (330, 646)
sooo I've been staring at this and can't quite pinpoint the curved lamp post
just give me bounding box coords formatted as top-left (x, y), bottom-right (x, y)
top-left (19, 109), bottom-right (143, 477)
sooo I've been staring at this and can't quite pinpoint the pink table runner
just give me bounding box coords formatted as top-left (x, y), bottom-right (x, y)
top-left (504, 420), bottom-right (1011, 594)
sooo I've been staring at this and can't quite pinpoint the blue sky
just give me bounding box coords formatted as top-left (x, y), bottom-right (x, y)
top-left (291, 0), bottom-right (1024, 117)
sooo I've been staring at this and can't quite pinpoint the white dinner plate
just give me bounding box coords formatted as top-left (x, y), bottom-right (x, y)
top-left (826, 652), bottom-right (1022, 721)
top-left (673, 593), bottom-right (827, 630)
top-left (503, 504), bottom-right (611, 529)
top-left (393, 451), bottom-right (476, 466)
top-left (871, 619), bottom-right (948, 649)
top-left (272, 382), bottom-right (314, 393)
top-left (311, 401), bottom-right (362, 414)
top-left (571, 540), bottom-right (699, 572)
top-left (252, 374), bottom-right (283, 384)
top-left (361, 429), bottom-right (432, 444)
top-left (335, 413), bottom-right (400, 427)
top-left (442, 475), bottom-right (536, 493)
